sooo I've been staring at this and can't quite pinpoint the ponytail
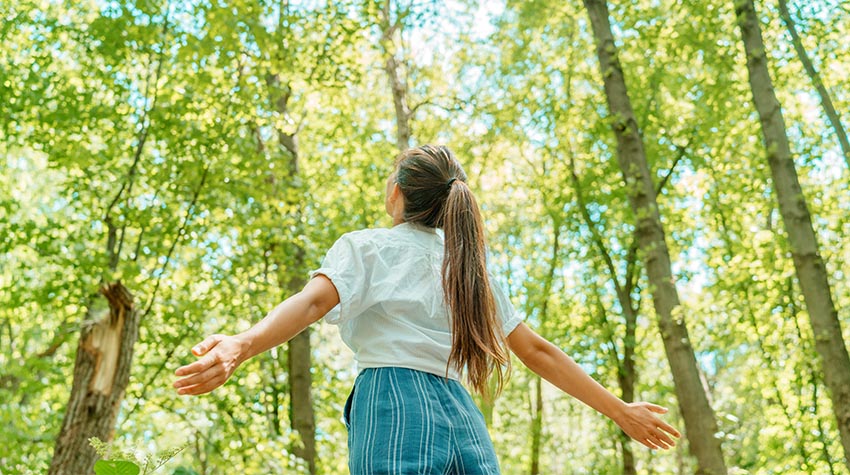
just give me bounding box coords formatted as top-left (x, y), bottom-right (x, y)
top-left (442, 180), bottom-right (511, 400)
top-left (394, 145), bottom-right (510, 399)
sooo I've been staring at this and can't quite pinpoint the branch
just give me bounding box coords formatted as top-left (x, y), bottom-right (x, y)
top-left (118, 324), bottom-right (194, 430)
top-left (655, 137), bottom-right (691, 194)
top-left (138, 43), bottom-right (246, 320)
top-left (103, 3), bottom-right (172, 265)
top-left (591, 276), bottom-right (624, 371)
top-left (409, 98), bottom-right (464, 115)
top-left (567, 151), bottom-right (625, 299)
top-left (538, 219), bottom-right (562, 328)
top-left (140, 163), bottom-right (209, 320)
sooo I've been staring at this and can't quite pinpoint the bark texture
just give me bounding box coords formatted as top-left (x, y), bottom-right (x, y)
top-left (287, 328), bottom-right (315, 474)
top-left (48, 282), bottom-right (139, 475)
top-left (735, 0), bottom-right (850, 467)
top-left (777, 0), bottom-right (850, 171)
top-left (582, 1), bottom-right (728, 473)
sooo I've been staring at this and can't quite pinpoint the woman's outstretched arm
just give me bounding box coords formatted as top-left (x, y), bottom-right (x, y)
top-left (506, 322), bottom-right (681, 450)
top-left (173, 275), bottom-right (340, 396)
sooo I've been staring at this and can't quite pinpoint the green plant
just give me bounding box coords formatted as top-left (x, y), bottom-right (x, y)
top-left (88, 437), bottom-right (189, 475)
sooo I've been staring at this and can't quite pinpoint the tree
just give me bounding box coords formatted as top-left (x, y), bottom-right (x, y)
top-left (3, 0), bottom-right (849, 473)
top-left (47, 6), bottom-right (193, 473)
top-left (378, 0), bottom-right (413, 153)
top-left (581, 0), bottom-right (728, 473)
top-left (48, 283), bottom-right (140, 475)
top-left (734, 0), bottom-right (850, 467)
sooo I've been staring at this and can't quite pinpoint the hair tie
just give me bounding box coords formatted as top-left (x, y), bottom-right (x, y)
top-left (446, 177), bottom-right (458, 188)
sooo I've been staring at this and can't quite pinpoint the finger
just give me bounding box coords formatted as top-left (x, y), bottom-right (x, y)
top-left (646, 403), bottom-right (668, 414)
top-left (174, 364), bottom-right (223, 390)
top-left (653, 429), bottom-right (676, 447)
top-left (175, 353), bottom-right (218, 377)
top-left (651, 433), bottom-right (674, 449)
top-left (177, 374), bottom-right (227, 396)
top-left (641, 437), bottom-right (661, 450)
top-left (659, 421), bottom-right (681, 438)
top-left (192, 334), bottom-right (224, 357)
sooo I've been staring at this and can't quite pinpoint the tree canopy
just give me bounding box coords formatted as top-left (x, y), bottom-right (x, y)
top-left (2, 0), bottom-right (849, 473)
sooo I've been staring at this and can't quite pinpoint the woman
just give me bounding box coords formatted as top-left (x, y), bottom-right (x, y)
top-left (174, 145), bottom-right (680, 474)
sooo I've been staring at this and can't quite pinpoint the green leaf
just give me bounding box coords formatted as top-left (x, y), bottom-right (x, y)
top-left (93, 460), bottom-right (141, 475)
top-left (172, 467), bottom-right (200, 475)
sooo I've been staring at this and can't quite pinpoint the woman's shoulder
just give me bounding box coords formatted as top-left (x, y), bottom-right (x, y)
top-left (337, 227), bottom-right (394, 245)
top-left (330, 227), bottom-right (396, 256)
top-left (336, 224), bottom-right (439, 253)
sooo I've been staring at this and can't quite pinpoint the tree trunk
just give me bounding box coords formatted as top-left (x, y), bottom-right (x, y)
top-left (734, 0), bottom-right (850, 468)
top-left (528, 221), bottom-right (561, 475)
top-left (530, 376), bottom-right (543, 475)
top-left (581, 1), bottom-right (728, 473)
top-left (48, 282), bottom-right (139, 475)
top-left (380, 0), bottom-right (412, 153)
top-left (777, 0), bottom-right (850, 171)
top-left (385, 53), bottom-right (411, 153)
top-left (569, 152), bottom-right (643, 475)
top-left (286, 238), bottom-right (314, 475)
top-left (590, 280), bottom-right (638, 475)
top-left (49, 43), bottom-right (162, 470)
top-left (618, 302), bottom-right (638, 475)
top-left (288, 328), bottom-right (315, 474)
top-left (265, 71), bottom-right (316, 474)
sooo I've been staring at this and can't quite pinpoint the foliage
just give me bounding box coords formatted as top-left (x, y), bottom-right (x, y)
top-left (1, 0), bottom-right (848, 474)
top-left (89, 437), bottom-right (187, 475)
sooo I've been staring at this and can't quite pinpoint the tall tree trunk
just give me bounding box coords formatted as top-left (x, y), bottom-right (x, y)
top-left (777, 0), bottom-right (850, 171)
top-left (288, 329), bottom-right (314, 474)
top-left (385, 52), bottom-right (411, 153)
top-left (581, 1), bottom-right (728, 473)
top-left (380, 0), bottom-right (412, 153)
top-left (286, 252), bottom-right (314, 475)
top-left (265, 71), bottom-right (316, 474)
top-left (735, 0), bottom-right (850, 468)
top-left (48, 283), bottom-right (139, 475)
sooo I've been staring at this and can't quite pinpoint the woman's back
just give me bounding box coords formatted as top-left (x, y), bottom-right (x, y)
top-left (312, 222), bottom-right (521, 381)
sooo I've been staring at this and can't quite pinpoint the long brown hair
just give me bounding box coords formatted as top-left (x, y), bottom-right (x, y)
top-left (394, 145), bottom-right (510, 398)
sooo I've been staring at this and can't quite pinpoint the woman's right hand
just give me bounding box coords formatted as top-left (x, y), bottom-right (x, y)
top-left (173, 334), bottom-right (250, 396)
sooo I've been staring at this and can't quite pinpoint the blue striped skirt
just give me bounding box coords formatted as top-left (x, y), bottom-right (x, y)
top-left (343, 367), bottom-right (501, 474)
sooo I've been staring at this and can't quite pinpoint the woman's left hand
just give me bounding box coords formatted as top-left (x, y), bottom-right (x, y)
top-left (173, 334), bottom-right (248, 396)
top-left (614, 402), bottom-right (681, 450)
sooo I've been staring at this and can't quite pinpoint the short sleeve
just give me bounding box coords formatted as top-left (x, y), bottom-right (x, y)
top-left (309, 234), bottom-right (374, 325)
top-left (490, 275), bottom-right (522, 336)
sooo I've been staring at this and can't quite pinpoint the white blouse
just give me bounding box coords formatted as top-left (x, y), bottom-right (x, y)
top-left (310, 222), bottom-right (523, 381)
